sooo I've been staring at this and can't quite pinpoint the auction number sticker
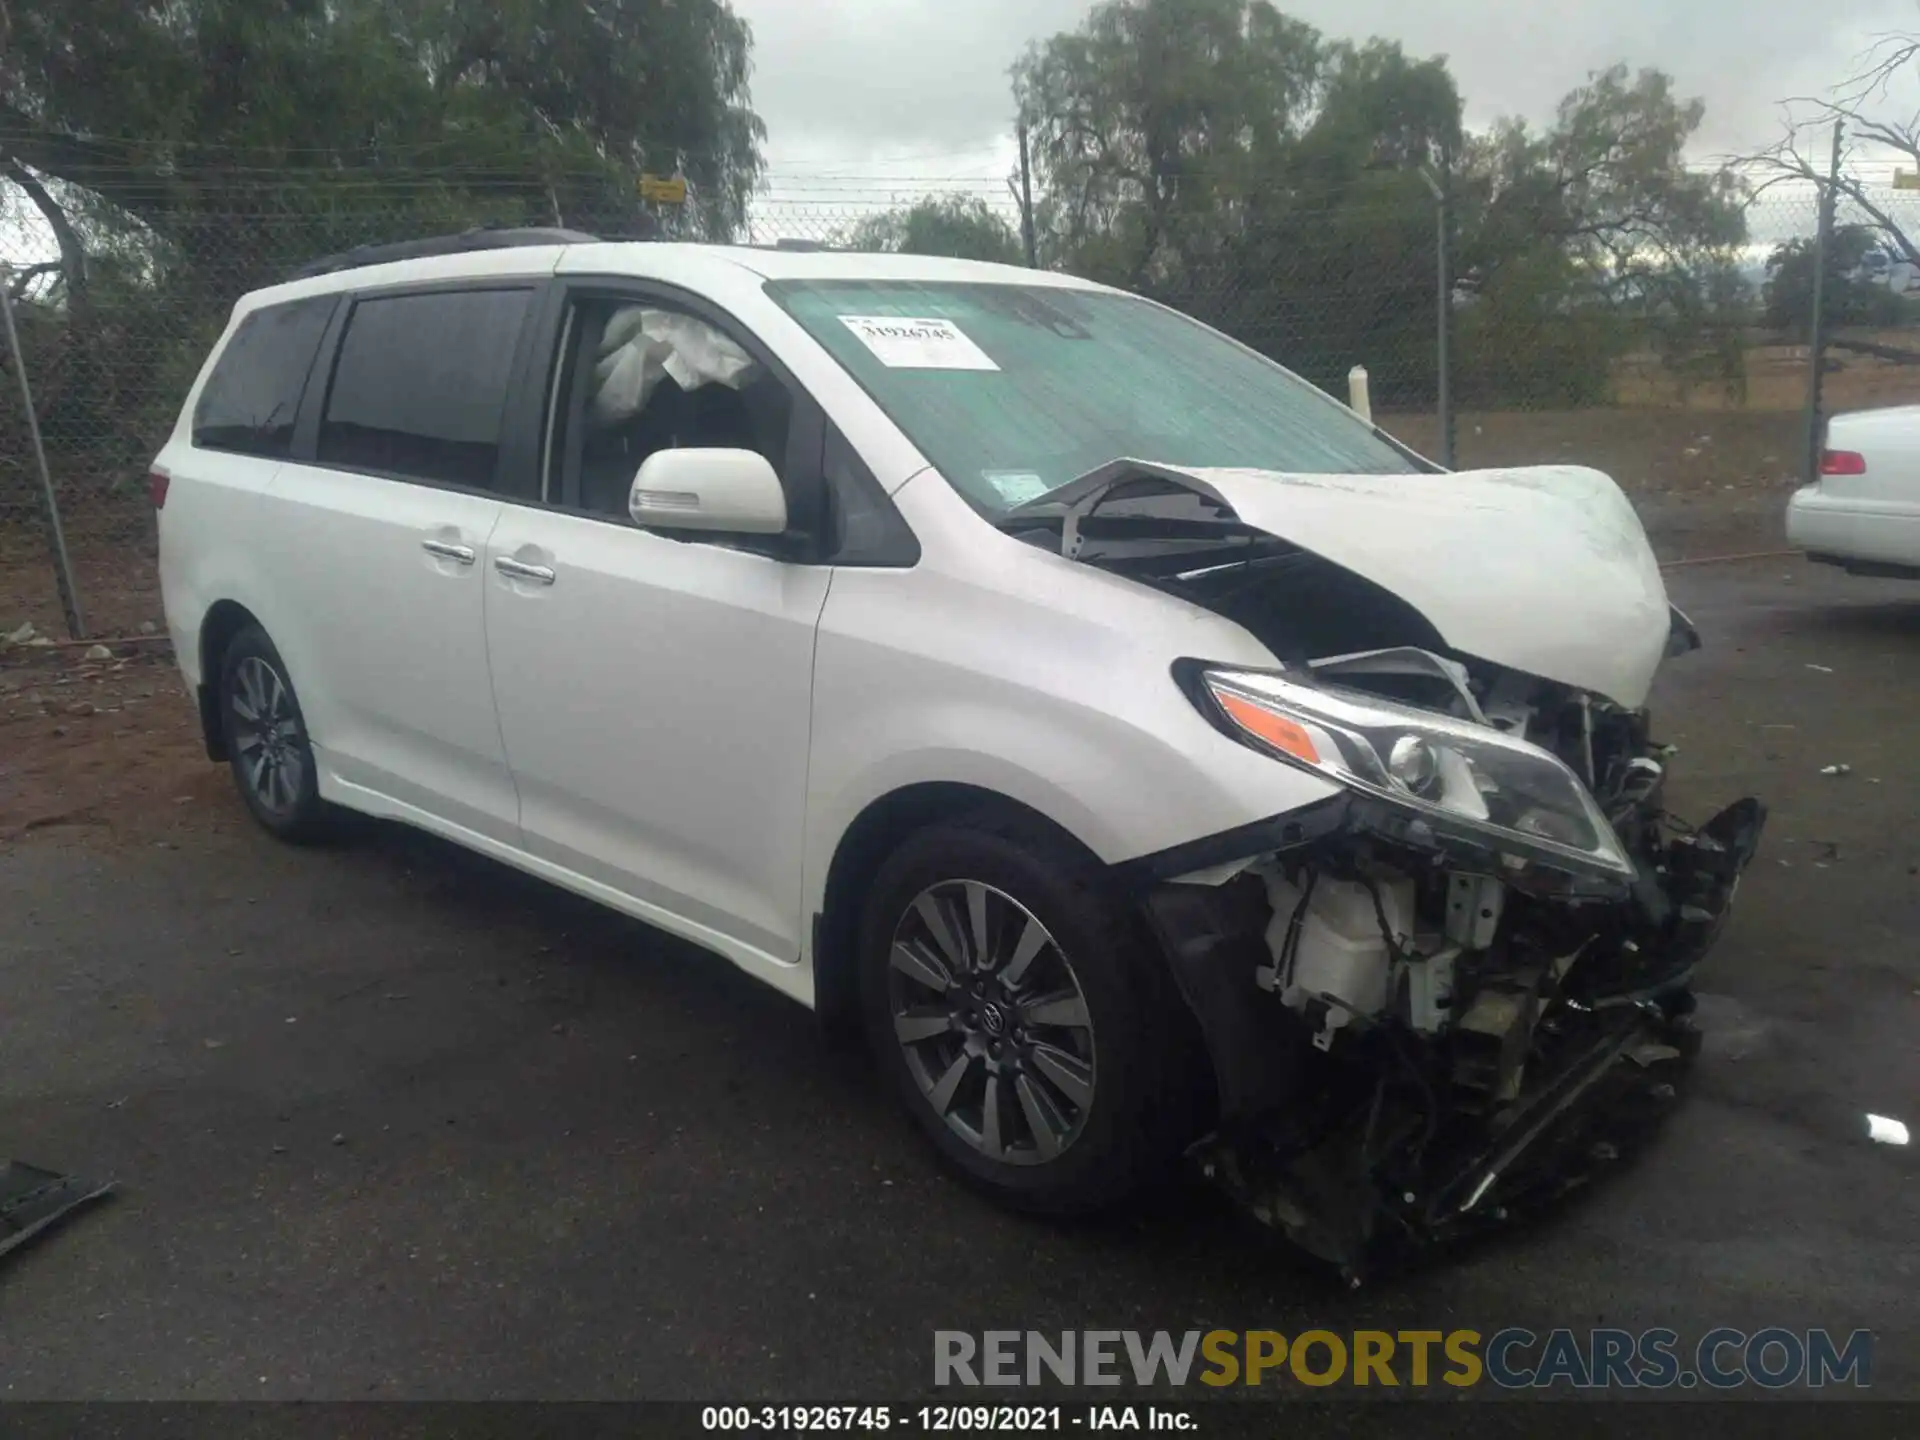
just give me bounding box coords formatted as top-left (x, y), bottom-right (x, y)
top-left (839, 316), bottom-right (1000, 370)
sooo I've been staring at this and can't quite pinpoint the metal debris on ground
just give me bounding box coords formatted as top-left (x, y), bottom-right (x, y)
top-left (1819, 764), bottom-right (1852, 777)
top-left (1807, 664), bottom-right (1835, 674)
top-left (0, 1160), bottom-right (115, 1262)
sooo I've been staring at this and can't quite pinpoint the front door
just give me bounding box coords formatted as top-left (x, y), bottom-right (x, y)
top-left (483, 290), bottom-right (829, 968)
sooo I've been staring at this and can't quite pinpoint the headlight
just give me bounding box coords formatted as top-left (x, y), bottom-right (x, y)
top-left (1198, 667), bottom-right (1634, 881)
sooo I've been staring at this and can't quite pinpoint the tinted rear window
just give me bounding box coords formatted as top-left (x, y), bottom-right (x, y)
top-left (192, 296), bottom-right (335, 457)
top-left (317, 288), bottom-right (533, 488)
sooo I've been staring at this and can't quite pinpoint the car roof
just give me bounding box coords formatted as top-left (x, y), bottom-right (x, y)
top-left (668, 244), bottom-right (1105, 289)
top-left (234, 239), bottom-right (1115, 316)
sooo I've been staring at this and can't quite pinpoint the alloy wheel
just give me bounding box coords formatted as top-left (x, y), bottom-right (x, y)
top-left (886, 880), bottom-right (1096, 1166)
top-left (229, 654), bottom-right (305, 817)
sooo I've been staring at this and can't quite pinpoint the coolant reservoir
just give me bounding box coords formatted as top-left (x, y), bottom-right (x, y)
top-left (1261, 874), bottom-right (1414, 1038)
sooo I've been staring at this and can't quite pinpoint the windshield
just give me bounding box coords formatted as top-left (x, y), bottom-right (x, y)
top-left (767, 278), bottom-right (1424, 516)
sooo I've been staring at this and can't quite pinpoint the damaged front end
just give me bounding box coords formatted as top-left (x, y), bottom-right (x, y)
top-left (1129, 656), bottom-right (1764, 1281)
top-left (1002, 455), bottom-right (1765, 1278)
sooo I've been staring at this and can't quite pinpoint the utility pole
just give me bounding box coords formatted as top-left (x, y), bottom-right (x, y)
top-left (0, 274), bottom-right (83, 638)
top-left (1805, 117), bottom-right (1845, 486)
top-left (1017, 118), bottom-right (1038, 269)
top-left (1420, 161), bottom-right (1455, 469)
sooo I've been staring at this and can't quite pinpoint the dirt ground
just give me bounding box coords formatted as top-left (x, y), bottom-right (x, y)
top-left (0, 488), bottom-right (162, 645)
top-left (1610, 331), bottom-right (1920, 413)
top-left (0, 638), bottom-right (226, 847)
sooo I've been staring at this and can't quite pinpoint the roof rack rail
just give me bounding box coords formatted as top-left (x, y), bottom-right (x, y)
top-left (286, 226), bottom-right (600, 282)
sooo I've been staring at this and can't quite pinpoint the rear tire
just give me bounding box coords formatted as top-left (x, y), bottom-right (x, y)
top-left (218, 624), bottom-right (333, 842)
top-left (857, 811), bottom-right (1201, 1215)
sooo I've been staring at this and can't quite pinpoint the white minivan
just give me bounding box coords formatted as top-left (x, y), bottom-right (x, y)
top-left (155, 229), bottom-right (1763, 1276)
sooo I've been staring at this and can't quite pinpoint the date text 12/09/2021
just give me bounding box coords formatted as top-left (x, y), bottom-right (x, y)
top-left (701, 1407), bottom-right (1191, 1432)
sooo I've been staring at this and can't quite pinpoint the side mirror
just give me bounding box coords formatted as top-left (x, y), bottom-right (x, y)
top-left (629, 448), bottom-right (788, 535)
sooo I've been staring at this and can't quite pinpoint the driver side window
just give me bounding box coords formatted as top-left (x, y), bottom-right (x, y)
top-left (541, 296), bottom-right (795, 521)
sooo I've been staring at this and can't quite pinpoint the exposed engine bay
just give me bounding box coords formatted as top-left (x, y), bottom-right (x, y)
top-left (1002, 460), bottom-right (1767, 1279)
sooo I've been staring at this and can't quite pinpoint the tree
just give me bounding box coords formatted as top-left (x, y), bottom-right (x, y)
top-left (1298, 38), bottom-right (1462, 175)
top-left (0, 0), bottom-right (767, 287)
top-left (1222, 38), bottom-right (1464, 399)
top-left (0, 0), bottom-right (766, 473)
top-left (1010, 3), bottom-right (1745, 407)
top-left (845, 196), bottom-right (1023, 264)
top-left (1741, 31), bottom-right (1920, 272)
top-left (1450, 65), bottom-right (1750, 404)
top-left (1012, 0), bottom-right (1325, 286)
top-left (1762, 226), bottom-right (1907, 334)
top-left (1454, 67), bottom-right (1746, 305)
top-left (1010, 1), bottom-right (1464, 399)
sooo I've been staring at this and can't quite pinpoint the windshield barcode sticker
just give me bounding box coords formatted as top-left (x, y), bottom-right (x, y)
top-left (839, 316), bottom-right (1000, 371)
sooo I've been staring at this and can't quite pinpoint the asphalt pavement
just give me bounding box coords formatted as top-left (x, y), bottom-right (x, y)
top-left (1, 559), bottom-right (1915, 1402)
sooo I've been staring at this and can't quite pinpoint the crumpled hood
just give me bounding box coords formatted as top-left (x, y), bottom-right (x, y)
top-left (1043, 459), bottom-right (1673, 707)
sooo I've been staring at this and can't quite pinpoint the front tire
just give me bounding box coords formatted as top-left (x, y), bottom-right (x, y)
top-left (857, 813), bottom-right (1200, 1215)
top-left (218, 624), bottom-right (332, 841)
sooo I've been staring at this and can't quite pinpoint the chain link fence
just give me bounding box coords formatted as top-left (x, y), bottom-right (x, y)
top-left (2, 165), bottom-right (1914, 645)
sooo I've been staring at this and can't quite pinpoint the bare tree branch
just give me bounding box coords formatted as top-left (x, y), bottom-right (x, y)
top-left (1833, 34), bottom-right (1920, 109)
top-left (4, 159), bottom-right (90, 318)
top-left (5, 260), bottom-right (61, 300)
top-left (1740, 133), bottom-right (1920, 270)
top-left (1734, 28), bottom-right (1920, 280)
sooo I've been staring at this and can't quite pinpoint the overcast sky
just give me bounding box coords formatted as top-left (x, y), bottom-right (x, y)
top-left (734, 0), bottom-right (1920, 181)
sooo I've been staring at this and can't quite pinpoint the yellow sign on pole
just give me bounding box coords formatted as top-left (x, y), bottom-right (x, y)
top-left (639, 173), bottom-right (688, 204)
top-left (1894, 169), bottom-right (1920, 192)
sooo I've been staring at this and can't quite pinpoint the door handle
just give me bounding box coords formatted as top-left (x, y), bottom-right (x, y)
top-left (494, 555), bottom-right (556, 585)
top-left (421, 538), bottom-right (476, 565)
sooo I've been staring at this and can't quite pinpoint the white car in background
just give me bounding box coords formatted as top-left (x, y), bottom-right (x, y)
top-left (153, 229), bottom-right (1764, 1279)
top-left (1789, 406), bottom-right (1920, 578)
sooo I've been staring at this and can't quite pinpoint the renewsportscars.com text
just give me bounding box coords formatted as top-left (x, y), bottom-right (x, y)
top-left (933, 1328), bottom-right (1874, 1391)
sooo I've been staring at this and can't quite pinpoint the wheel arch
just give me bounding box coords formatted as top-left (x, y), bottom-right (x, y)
top-left (195, 599), bottom-right (264, 761)
top-left (810, 782), bottom-right (1109, 1045)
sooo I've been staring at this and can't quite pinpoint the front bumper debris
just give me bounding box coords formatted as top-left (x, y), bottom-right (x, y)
top-left (1189, 997), bottom-right (1697, 1279)
top-left (1139, 794), bottom-right (1766, 1282)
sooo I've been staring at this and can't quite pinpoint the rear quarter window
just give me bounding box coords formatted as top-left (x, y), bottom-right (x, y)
top-left (191, 295), bottom-right (337, 457)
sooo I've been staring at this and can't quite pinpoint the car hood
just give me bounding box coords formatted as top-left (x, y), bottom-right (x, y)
top-left (1031, 458), bottom-right (1673, 707)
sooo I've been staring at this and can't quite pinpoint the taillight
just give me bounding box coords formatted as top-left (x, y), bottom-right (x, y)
top-left (1820, 449), bottom-right (1867, 476)
top-left (148, 470), bottom-right (170, 507)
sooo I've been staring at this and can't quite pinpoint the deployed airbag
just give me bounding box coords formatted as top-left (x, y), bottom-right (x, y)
top-left (591, 307), bottom-right (760, 426)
